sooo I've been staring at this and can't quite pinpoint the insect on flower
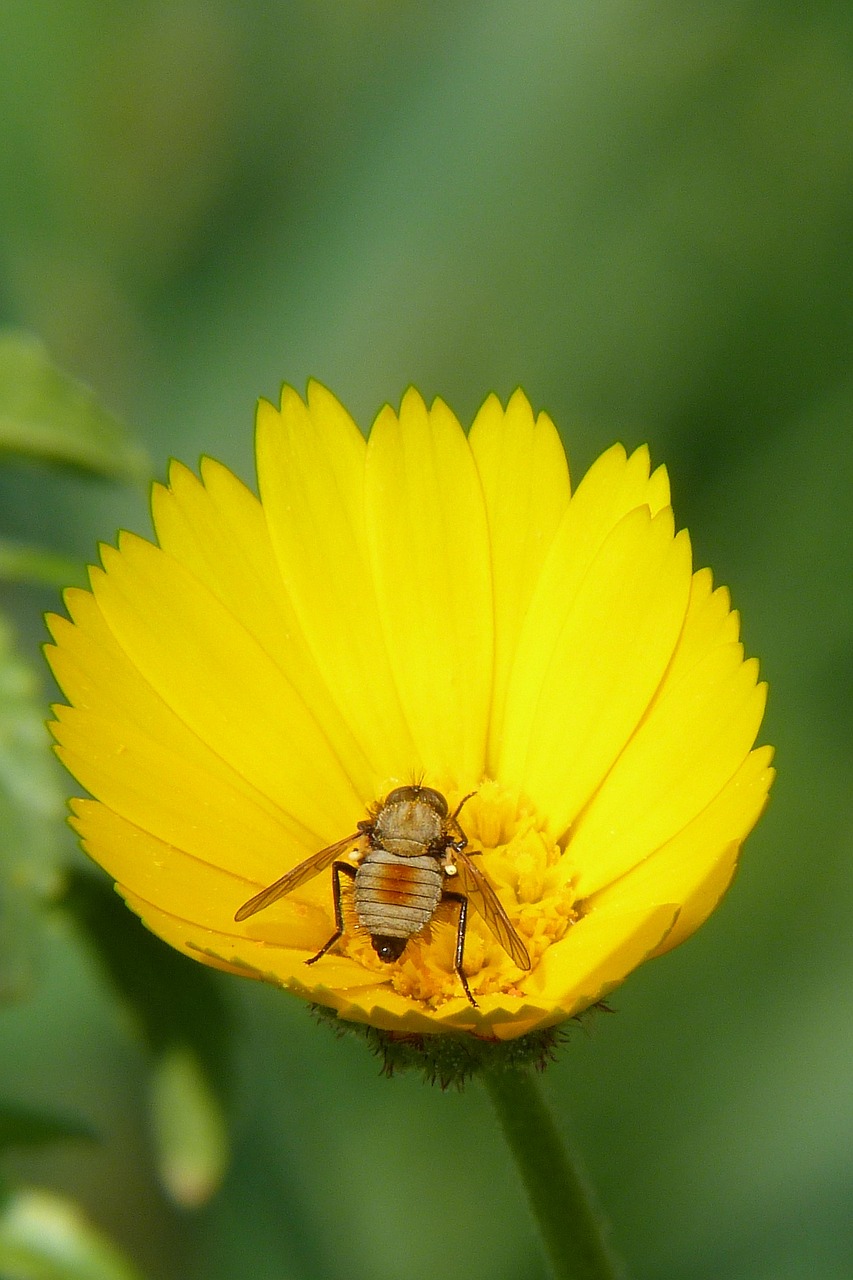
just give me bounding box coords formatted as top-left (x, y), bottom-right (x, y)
top-left (46, 383), bottom-right (774, 1037)
top-left (235, 784), bottom-right (531, 1006)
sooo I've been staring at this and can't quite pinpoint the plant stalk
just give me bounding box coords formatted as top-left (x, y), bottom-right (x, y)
top-left (482, 1067), bottom-right (622, 1280)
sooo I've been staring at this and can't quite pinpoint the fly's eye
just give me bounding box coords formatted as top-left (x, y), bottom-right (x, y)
top-left (383, 784), bottom-right (449, 816)
top-left (418, 787), bottom-right (448, 817)
top-left (384, 785), bottom-right (419, 805)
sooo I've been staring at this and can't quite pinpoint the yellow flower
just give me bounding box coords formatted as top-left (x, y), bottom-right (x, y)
top-left (45, 384), bottom-right (773, 1041)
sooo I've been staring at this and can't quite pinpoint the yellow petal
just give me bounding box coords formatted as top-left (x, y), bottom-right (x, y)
top-left (69, 799), bottom-right (331, 947)
top-left (74, 801), bottom-right (373, 991)
top-left (364, 389), bottom-right (493, 786)
top-left (89, 534), bottom-right (361, 842)
top-left (663, 567), bottom-right (741, 680)
top-left (256, 383), bottom-right (417, 783)
top-left (324, 985), bottom-right (469, 1035)
top-left (53, 708), bottom-right (317, 888)
top-left (507, 901), bottom-right (678, 1031)
top-left (504, 505), bottom-right (692, 837)
top-left (586, 745), bottom-right (775, 953)
top-left (119, 888), bottom-right (378, 993)
top-left (46, 591), bottom-right (318, 857)
top-left (567, 642), bottom-right (767, 897)
top-left (46, 597), bottom-right (261, 807)
top-left (498, 444), bottom-right (675, 805)
top-left (151, 459), bottom-right (375, 796)
top-left (469, 390), bottom-right (571, 776)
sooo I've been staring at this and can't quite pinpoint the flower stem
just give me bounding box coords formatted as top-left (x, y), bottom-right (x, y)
top-left (482, 1067), bottom-right (622, 1280)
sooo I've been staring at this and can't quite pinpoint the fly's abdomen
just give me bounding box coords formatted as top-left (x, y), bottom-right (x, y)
top-left (355, 850), bottom-right (443, 940)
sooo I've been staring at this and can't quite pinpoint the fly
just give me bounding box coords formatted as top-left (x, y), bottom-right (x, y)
top-left (234, 784), bottom-right (531, 1007)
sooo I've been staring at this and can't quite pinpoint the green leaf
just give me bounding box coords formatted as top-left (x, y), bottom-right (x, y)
top-left (0, 616), bottom-right (64, 1005)
top-left (62, 871), bottom-right (232, 1074)
top-left (0, 1103), bottom-right (96, 1154)
top-left (0, 1188), bottom-right (144, 1280)
top-left (0, 332), bottom-right (148, 482)
top-left (150, 1046), bottom-right (228, 1207)
top-left (0, 541), bottom-right (83, 589)
top-left (62, 871), bottom-right (232, 1203)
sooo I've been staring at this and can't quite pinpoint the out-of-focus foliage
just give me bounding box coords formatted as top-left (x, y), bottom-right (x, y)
top-left (0, 1103), bottom-right (95, 1154)
top-left (0, 615), bottom-right (63, 1005)
top-left (0, 325), bottom-right (148, 999)
top-left (0, 333), bottom-right (146, 481)
top-left (149, 1046), bottom-right (228, 1211)
top-left (0, 328), bottom-right (147, 596)
top-left (0, 3), bottom-right (850, 1280)
top-left (0, 322), bottom-right (159, 1278)
top-left (63, 870), bottom-right (231, 1209)
top-left (0, 543), bottom-right (81, 591)
top-left (0, 1187), bottom-right (143, 1280)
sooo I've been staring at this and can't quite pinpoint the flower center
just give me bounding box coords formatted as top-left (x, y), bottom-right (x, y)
top-left (344, 780), bottom-right (576, 1007)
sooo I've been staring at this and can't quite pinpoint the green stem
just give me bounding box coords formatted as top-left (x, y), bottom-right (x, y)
top-left (482, 1067), bottom-right (622, 1280)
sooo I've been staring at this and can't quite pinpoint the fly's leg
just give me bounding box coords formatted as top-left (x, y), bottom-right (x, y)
top-left (306, 861), bottom-right (357, 966)
top-left (451, 791), bottom-right (476, 822)
top-left (443, 890), bottom-right (477, 1008)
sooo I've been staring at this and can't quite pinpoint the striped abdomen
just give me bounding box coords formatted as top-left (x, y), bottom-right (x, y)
top-left (355, 850), bottom-right (443, 940)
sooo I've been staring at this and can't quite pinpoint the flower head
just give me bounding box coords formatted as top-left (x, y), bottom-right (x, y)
top-left (45, 384), bottom-right (773, 1040)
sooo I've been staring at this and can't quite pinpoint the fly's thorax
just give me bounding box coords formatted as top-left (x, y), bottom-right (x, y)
top-left (372, 794), bottom-right (445, 856)
top-left (355, 849), bottom-right (444, 940)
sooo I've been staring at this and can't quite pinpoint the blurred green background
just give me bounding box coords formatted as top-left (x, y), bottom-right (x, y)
top-left (0, 3), bottom-right (851, 1278)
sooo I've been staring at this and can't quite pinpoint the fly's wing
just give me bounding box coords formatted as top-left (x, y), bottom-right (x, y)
top-left (234, 832), bottom-right (361, 922)
top-left (452, 850), bottom-right (531, 971)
